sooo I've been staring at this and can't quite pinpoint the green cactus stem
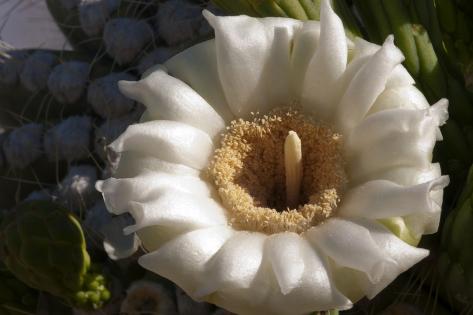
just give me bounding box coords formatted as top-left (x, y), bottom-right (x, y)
top-left (0, 201), bottom-right (110, 310)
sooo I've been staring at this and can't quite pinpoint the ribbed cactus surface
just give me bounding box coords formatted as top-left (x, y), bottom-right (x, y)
top-left (0, 201), bottom-right (110, 310)
top-left (0, 262), bottom-right (38, 315)
top-left (438, 166), bottom-right (473, 312)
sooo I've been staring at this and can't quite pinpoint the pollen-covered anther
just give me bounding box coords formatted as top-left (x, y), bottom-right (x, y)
top-left (208, 108), bottom-right (346, 234)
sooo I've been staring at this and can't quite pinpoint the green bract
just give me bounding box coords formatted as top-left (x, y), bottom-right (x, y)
top-left (0, 201), bottom-right (110, 310)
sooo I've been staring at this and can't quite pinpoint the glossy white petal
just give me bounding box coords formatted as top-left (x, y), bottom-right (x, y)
top-left (124, 190), bottom-right (227, 234)
top-left (97, 172), bottom-right (213, 215)
top-left (301, 0), bottom-right (347, 119)
top-left (350, 163), bottom-right (442, 187)
top-left (341, 219), bottom-right (429, 298)
top-left (114, 151), bottom-right (199, 178)
top-left (306, 218), bottom-right (396, 283)
top-left (337, 36), bottom-right (404, 132)
top-left (290, 21), bottom-right (320, 96)
top-left (204, 11), bottom-right (301, 118)
top-left (139, 226), bottom-right (234, 293)
top-left (165, 40), bottom-right (235, 123)
top-left (110, 120), bottom-right (214, 170)
top-left (403, 191), bottom-right (443, 236)
top-left (346, 102), bottom-right (448, 179)
top-left (206, 235), bottom-right (352, 315)
top-left (265, 236), bottom-right (352, 314)
top-left (118, 67), bottom-right (225, 138)
top-left (338, 176), bottom-right (449, 219)
top-left (334, 38), bottom-right (413, 109)
top-left (266, 232), bottom-right (306, 295)
top-left (369, 85), bottom-right (430, 114)
top-left (195, 232), bottom-right (266, 297)
top-left (386, 64), bottom-right (415, 87)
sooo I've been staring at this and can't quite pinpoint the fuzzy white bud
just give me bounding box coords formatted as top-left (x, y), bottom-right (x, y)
top-left (103, 18), bottom-right (153, 65)
top-left (88, 72), bottom-right (136, 118)
top-left (20, 51), bottom-right (58, 92)
top-left (54, 164), bottom-right (99, 213)
top-left (3, 123), bottom-right (43, 169)
top-left (44, 116), bottom-right (92, 162)
top-left (47, 61), bottom-right (89, 104)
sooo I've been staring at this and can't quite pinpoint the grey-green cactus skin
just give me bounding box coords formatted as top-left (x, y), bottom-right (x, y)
top-left (437, 165), bottom-right (473, 312)
top-left (0, 201), bottom-right (110, 310)
top-left (0, 262), bottom-right (38, 315)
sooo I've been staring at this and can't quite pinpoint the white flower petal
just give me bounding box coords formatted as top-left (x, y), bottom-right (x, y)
top-left (290, 21), bottom-right (320, 96)
top-left (124, 190), bottom-right (227, 234)
top-left (338, 176), bottom-right (449, 219)
top-left (342, 219), bottom-right (429, 298)
top-left (403, 193), bottom-right (443, 236)
top-left (369, 85), bottom-right (430, 114)
top-left (195, 232), bottom-right (266, 297)
top-left (301, 0), bottom-right (347, 120)
top-left (346, 103), bottom-right (447, 179)
top-left (110, 120), bottom-right (214, 170)
top-left (266, 232), bottom-right (305, 295)
top-left (204, 11), bottom-right (301, 118)
top-left (350, 163), bottom-right (442, 187)
top-left (386, 64), bottom-right (415, 87)
top-left (165, 40), bottom-right (235, 123)
top-left (265, 238), bottom-right (353, 314)
top-left (333, 39), bottom-right (412, 109)
top-left (118, 67), bottom-right (226, 139)
top-left (351, 37), bottom-right (380, 58)
top-left (138, 226), bottom-right (234, 293)
top-left (97, 172), bottom-right (213, 215)
top-left (306, 218), bottom-right (396, 283)
top-left (114, 151), bottom-right (199, 178)
top-left (336, 35), bottom-right (404, 132)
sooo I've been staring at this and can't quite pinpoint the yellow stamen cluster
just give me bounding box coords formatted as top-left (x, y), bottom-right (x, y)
top-left (207, 108), bottom-right (346, 234)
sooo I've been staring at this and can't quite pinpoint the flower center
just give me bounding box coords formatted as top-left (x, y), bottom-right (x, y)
top-left (207, 108), bottom-right (347, 234)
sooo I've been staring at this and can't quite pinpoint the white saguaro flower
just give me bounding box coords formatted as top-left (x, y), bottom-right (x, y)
top-left (98, 1), bottom-right (449, 314)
